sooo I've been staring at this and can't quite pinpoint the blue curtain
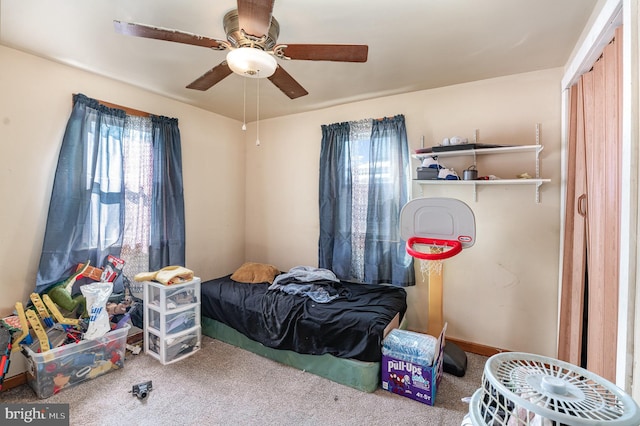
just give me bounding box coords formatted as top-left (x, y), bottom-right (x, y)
top-left (318, 122), bottom-right (352, 278)
top-left (36, 94), bottom-right (186, 294)
top-left (364, 115), bottom-right (414, 286)
top-left (149, 115), bottom-right (186, 270)
top-left (36, 94), bottom-right (126, 293)
top-left (318, 115), bottom-right (414, 287)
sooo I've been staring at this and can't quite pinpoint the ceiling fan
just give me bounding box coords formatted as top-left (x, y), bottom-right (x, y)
top-left (113, 0), bottom-right (368, 99)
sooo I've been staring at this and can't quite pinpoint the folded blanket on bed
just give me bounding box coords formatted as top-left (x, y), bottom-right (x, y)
top-left (268, 266), bottom-right (345, 303)
top-left (268, 278), bottom-right (349, 303)
top-left (270, 266), bottom-right (339, 286)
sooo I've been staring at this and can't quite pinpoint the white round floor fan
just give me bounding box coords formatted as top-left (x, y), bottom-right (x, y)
top-left (466, 352), bottom-right (640, 425)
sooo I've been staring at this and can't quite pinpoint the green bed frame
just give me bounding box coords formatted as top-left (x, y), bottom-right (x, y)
top-left (201, 315), bottom-right (404, 392)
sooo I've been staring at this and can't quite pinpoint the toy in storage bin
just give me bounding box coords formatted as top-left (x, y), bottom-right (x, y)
top-left (22, 324), bottom-right (129, 399)
top-left (143, 277), bottom-right (201, 364)
top-left (381, 325), bottom-right (446, 406)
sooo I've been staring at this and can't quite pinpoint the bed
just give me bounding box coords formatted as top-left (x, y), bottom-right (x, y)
top-left (200, 264), bottom-right (407, 392)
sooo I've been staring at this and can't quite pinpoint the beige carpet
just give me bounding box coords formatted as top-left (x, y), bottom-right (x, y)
top-left (2, 336), bottom-right (486, 425)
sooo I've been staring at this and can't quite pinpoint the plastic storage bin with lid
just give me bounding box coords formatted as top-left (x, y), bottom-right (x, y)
top-left (22, 324), bottom-right (129, 399)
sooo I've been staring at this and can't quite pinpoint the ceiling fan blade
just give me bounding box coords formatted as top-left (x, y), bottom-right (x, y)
top-left (236, 0), bottom-right (275, 38)
top-left (276, 44), bottom-right (368, 62)
top-left (268, 65), bottom-right (309, 99)
top-left (113, 20), bottom-right (227, 50)
top-left (186, 62), bottom-right (233, 91)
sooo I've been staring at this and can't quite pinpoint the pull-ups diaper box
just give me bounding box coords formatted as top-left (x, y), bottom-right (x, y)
top-left (381, 326), bottom-right (446, 406)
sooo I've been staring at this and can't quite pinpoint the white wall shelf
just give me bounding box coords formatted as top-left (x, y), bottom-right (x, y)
top-left (412, 125), bottom-right (550, 203)
top-left (414, 178), bottom-right (551, 203)
top-left (412, 144), bottom-right (544, 161)
top-left (414, 178), bottom-right (551, 185)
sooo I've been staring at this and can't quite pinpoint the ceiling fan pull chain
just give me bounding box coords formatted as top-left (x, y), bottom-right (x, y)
top-left (242, 76), bottom-right (247, 131)
top-left (256, 78), bottom-right (261, 146)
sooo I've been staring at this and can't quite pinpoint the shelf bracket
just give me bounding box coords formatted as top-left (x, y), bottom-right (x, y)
top-left (535, 123), bottom-right (542, 203)
top-left (535, 123), bottom-right (541, 179)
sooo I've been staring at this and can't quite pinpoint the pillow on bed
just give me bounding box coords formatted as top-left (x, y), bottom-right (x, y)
top-left (231, 262), bottom-right (280, 284)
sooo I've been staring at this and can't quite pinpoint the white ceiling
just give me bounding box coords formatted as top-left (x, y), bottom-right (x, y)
top-left (1, 0), bottom-right (598, 122)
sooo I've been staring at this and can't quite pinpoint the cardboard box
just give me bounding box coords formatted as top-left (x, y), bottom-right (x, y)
top-left (74, 263), bottom-right (103, 281)
top-left (381, 327), bottom-right (445, 406)
top-left (22, 325), bottom-right (129, 398)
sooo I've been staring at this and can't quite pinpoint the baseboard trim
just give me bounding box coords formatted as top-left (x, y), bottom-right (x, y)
top-left (446, 337), bottom-right (507, 357)
top-left (1, 372), bottom-right (27, 392)
top-left (0, 339), bottom-right (504, 392)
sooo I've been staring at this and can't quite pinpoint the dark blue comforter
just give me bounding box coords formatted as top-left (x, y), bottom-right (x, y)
top-left (200, 275), bottom-right (407, 362)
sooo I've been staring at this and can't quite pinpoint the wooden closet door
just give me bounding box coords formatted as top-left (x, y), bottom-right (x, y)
top-left (583, 32), bottom-right (621, 382)
top-left (559, 28), bottom-right (621, 382)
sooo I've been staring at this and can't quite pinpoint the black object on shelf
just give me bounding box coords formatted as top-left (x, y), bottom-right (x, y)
top-left (431, 143), bottom-right (506, 153)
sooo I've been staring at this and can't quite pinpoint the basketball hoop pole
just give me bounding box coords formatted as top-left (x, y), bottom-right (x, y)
top-left (407, 237), bottom-right (457, 337)
top-left (427, 247), bottom-right (444, 337)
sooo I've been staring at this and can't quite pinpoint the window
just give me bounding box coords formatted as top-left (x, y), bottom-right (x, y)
top-left (36, 94), bottom-right (185, 295)
top-left (318, 115), bottom-right (414, 286)
top-left (350, 120), bottom-right (373, 281)
top-left (121, 116), bottom-right (153, 283)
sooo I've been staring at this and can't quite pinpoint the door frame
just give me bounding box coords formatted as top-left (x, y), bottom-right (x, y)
top-left (560, 0), bottom-right (639, 393)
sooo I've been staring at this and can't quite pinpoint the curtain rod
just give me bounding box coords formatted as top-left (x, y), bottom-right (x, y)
top-left (72, 94), bottom-right (151, 117)
top-left (99, 99), bottom-right (150, 117)
top-left (374, 115), bottom-right (401, 121)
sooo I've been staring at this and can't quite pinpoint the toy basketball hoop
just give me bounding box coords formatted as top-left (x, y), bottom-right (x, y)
top-left (400, 197), bottom-right (476, 376)
top-left (400, 198), bottom-right (475, 277)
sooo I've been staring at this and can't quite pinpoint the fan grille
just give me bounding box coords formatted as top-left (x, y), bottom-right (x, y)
top-left (469, 352), bottom-right (640, 425)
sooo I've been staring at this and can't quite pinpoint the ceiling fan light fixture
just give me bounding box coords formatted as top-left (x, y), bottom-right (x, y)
top-left (226, 47), bottom-right (277, 78)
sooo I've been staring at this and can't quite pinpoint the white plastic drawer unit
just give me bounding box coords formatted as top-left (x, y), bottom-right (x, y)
top-left (143, 277), bottom-right (201, 365)
top-left (147, 279), bottom-right (200, 310)
top-left (146, 327), bottom-right (201, 364)
top-left (148, 309), bottom-right (198, 335)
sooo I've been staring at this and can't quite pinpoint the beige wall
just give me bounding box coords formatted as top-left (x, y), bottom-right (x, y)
top-left (1, 43), bottom-right (562, 362)
top-left (0, 45), bottom-right (246, 320)
top-left (244, 68), bottom-right (563, 357)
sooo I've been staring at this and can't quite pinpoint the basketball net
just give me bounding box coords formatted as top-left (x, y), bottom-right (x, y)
top-left (419, 246), bottom-right (444, 279)
top-left (406, 236), bottom-right (462, 280)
